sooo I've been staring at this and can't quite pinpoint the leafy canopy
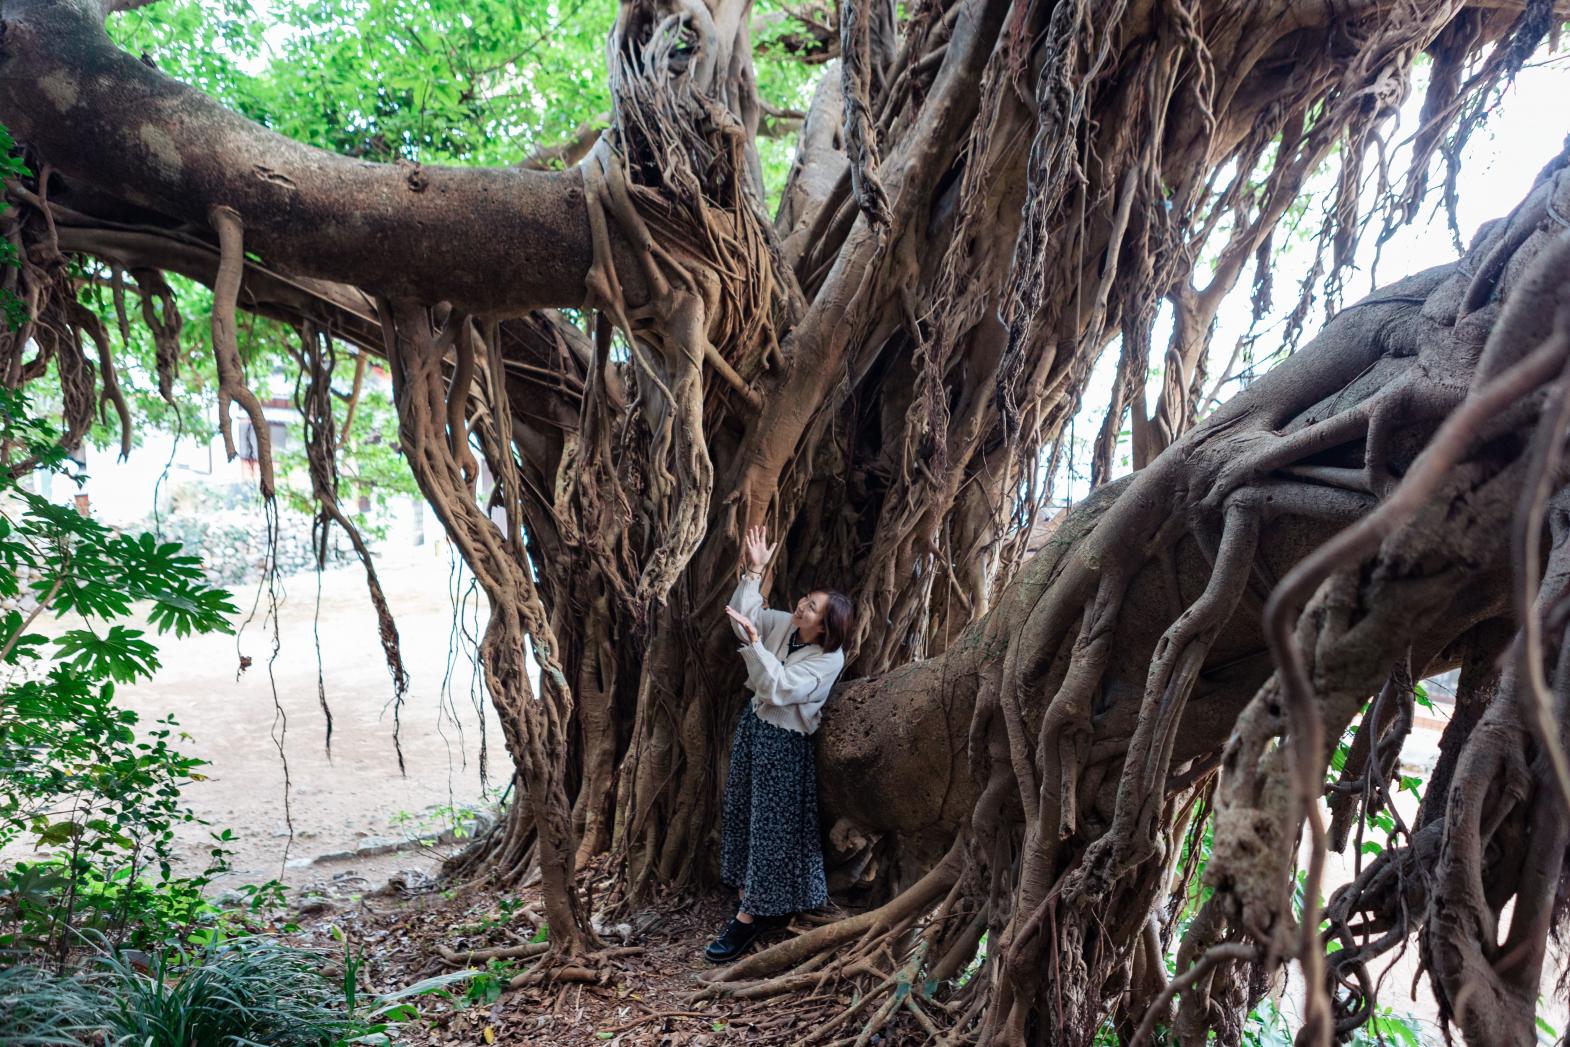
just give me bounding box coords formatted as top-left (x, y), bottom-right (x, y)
top-left (108, 0), bottom-right (821, 182)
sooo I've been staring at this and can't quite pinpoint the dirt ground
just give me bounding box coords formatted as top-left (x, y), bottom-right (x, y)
top-left (285, 867), bottom-right (815, 1047)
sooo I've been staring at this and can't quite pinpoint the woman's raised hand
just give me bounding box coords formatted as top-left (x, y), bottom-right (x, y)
top-left (743, 524), bottom-right (776, 574)
top-left (725, 606), bottom-right (760, 644)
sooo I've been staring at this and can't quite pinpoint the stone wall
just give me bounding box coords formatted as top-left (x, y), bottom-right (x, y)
top-left (151, 507), bottom-right (354, 587)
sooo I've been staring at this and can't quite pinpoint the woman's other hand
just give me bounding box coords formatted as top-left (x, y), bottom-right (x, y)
top-left (725, 606), bottom-right (761, 644)
top-left (743, 525), bottom-right (776, 575)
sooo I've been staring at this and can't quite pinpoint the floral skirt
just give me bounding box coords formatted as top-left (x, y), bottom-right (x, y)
top-left (720, 705), bottom-right (829, 918)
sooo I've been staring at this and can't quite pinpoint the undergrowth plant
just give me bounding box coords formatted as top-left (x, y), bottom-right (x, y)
top-left (0, 931), bottom-right (478, 1047)
top-left (0, 382), bottom-right (241, 956)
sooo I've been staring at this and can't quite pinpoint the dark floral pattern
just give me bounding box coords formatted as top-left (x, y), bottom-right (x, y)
top-left (720, 706), bottom-right (829, 918)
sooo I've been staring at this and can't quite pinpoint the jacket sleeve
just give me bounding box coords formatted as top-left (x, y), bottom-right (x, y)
top-left (738, 641), bottom-right (844, 707)
top-left (727, 574), bottom-right (792, 640)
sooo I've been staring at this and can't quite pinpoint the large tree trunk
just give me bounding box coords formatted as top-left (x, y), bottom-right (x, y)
top-left (3, 0), bottom-right (1568, 1040)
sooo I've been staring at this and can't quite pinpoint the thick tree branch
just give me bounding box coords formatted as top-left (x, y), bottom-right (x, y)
top-left (0, 0), bottom-right (648, 313)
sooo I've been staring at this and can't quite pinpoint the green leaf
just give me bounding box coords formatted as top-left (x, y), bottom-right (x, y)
top-left (35, 821), bottom-right (81, 845)
top-left (53, 626), bottom-right (161, 683)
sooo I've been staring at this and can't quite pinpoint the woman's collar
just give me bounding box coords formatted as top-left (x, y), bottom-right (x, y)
top-left (789, 629), bottom-right (822, 649)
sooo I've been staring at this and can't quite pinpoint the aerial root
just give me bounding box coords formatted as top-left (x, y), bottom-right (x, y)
top-left (1326, 667), bottom-right (1414, 850)
top-left (436, 935), bottom-right (648, 992)
top-left (1130, 942), bottom-right (1258, 1047)
top-left (693, 839), bottom-right (964, 1022)
top-left (128, 267), bottom-right (184, 404)
top-left (1321, 824), bottom-right (1439, 1034)
top-left (207, 204), bottom-right (277, 500)
top-left (437, 941), bottom-right (550, 966)
top-left (840, 0), bottom-right (892, 230)
top-left (1256, 307), bottom-right (1570, 1045)
top-left (446, 319), bottom-right (481, 488)
top-left (573, 144), bottom-right (707, 615)
top-left (1510, 339), bottom-right (1570, 813)
top-left (295, 324), bottom-right (409, 760)
top-left (384, 297), bottom-right (589, 954)
top-left (674, 844), bottom-right (977, 1046)
top-left (793, 940), bottom-right (931, 1047)
top-left (64, 298), bottom-right (132, 458)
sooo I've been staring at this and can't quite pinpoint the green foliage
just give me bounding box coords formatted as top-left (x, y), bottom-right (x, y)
top-left (386, 800), bottom-right (488, 847)
top-left (0, 936), bottom-right (450, 1047)
top-left (104, 0), bottom-right (264, 108)
top-left (460, 958), bottom-right (520, 1007)
top-left (1, 120), bottom-right (428, 1046)
top-left (0, 122), bottom-right (29, 331)
top-left (0, 386), bottom-right (241, 955)
top-left (1108, 996), bottom-right (1428, 1046)
top-left (109, 0), bottom-right (822, 180)
top-left (0, 854), bottom-right (296, 957)
top-left (1241, 999), bottom-right (1425, 1046)
top-left (92, 942), bottom-right (355, 1047)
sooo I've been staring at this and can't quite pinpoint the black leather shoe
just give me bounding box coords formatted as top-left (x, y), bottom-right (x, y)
top-left (704, 916), bottom-right (762, 963)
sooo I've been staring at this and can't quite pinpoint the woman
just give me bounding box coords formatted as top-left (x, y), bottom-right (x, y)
top-left (705, 524), bottom-right (853, 963)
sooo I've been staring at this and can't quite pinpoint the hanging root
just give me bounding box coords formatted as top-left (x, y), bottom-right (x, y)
top-left (296, 324), bottom-right (410, 764)
top-left (130, 268), bottom-right (184, 404)
top-left (338, 351), bottom-right (368, 444)
top-left (550, 0), bottom-right (802, 631)
top-left (208, 205), bottom-right (276, 500)
top-left (1130, 942), bottom-right (1258, 1047)
top-left (64, 298), bottom-right (131, 459)
top-left (840, 0), bottom-right (892, 229)
top-left (572, 141), bottom-right (719, 618)
top-left (1173, 181), bottom-right (1570, 1044)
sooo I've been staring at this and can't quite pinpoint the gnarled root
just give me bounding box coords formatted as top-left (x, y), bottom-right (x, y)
top-left (386, 300), bottom-right (593, 960)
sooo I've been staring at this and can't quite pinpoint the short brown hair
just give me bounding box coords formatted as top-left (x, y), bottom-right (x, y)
top-left (814, 590), bottom-right (854, 653)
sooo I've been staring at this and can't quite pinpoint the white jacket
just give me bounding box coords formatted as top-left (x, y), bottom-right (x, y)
top-left (728, 574), bottom-right (846, 735)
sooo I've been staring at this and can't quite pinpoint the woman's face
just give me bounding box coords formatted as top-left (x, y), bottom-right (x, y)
top-left (791, 591), bottom-right (828, 641)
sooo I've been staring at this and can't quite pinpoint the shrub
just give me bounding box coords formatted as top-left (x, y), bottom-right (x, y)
top-left (0, 939), bottom-right (358, 1046)
top-left (0, 385), bottom-right (238, 957)
top-left (0, 936), bottom-right (479, 1047)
